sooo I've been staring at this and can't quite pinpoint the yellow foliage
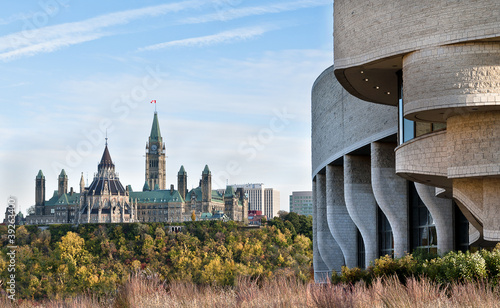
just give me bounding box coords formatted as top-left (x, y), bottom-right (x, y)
top-left (0, 255), bottom-right (7, 273)
top-left (131, 260), bottom-right (142, 272)
top-left (76, 265), bottom-right (99, 288)
top-left (277, 253), bottom-right (285, 265)
top-left (275, 229), bottom-right (288, 246)
top-left (57, 231), bottom-right (91, 267)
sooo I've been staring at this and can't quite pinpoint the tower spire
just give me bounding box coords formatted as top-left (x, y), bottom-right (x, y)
top-left (145, 111), bottom-right (166, 190)
top-left (149, 112), bottom-right (162, 143)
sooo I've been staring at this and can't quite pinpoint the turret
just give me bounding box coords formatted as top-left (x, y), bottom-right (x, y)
top-left (58, 169), bottom-right (68, 197)
top-left (201, 165), bottom-right (212, 202)
top-left (177, 165), bottom-right (187, 200)
top-left (35, 170), bottom-right (45, 207)
top-left (80, 172), bottom-right (85, 193)
top-left (143, 180), bottom-right (151, 192)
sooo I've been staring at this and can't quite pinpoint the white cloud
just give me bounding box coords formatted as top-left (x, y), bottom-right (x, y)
top-left (181, 0), bottom-right (331, 24)
top-left (137, 24), bottom-right (276, 51)
top-left (0, 0), bottom-right (209, 61)
top-left (0, 33), bottom-right (108, 61)
top-left (0, 12), bottom-right (35, 25)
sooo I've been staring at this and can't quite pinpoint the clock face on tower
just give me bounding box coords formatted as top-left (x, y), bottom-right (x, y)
top-left (151, 144), bottom-right (157, 152)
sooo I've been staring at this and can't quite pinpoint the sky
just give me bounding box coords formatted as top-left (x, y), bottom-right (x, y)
top-left (0, 0), bottom-right (333, 216)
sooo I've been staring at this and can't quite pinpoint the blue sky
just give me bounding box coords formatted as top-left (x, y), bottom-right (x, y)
top-left (0, 0), bottom-right (333, 215)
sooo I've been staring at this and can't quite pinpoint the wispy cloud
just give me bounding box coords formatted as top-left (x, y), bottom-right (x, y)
top-left (0, 12), bottom-right (36, 25)
top-left (0, 0), bottom-right (208, 61)
top-left (0, 82), bottom-right (30, 89)
top-left (181, 0), bottom-right (331, 24)
top-left (0, 33), bottom-right (108, 62)
top-left (138, 25), bottom-right (276, 51)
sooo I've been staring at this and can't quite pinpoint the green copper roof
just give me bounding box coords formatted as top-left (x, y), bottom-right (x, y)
top-left (59, 169), bottom-right (67, 178)
top-left (202, 165), bottom-right (211, 175)
top-left (201, 212), bottom-right (213, 219)
top-left (36, 170), bottom-right (45, 179)
top-left (130, 189), bottom-right (184, 203)
top-left (185, 187), bottom-right (223, 203)
top-left (149, 112), bottom-right (162, 142)
top-left (224, 185), bottom-right (235, 197)
top-left (143, 181), bottom-right (151, 191)
top-left (178, 165), bottom-right (186, 175)
top-left (154, 183), bottom-right (160, 190)
top-left (44, 191), bottom-right (80, 206)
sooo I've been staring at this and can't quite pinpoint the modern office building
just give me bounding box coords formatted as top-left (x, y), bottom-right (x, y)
top-left (312, 0), bottom-right (500, 282)
top-left (289, 191), bottom-right (313, 216)
top-left (218, 183), bottom-right (280, 219)
top-left (264, 188), bottom-right (280, 219)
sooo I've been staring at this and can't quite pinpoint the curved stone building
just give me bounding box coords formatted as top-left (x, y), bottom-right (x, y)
top-left (313, 0), bottom-right (500, 281)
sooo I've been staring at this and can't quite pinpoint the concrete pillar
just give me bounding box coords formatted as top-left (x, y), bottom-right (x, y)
top-left (326, 164), bottom-right (357, 268)
top-left (313, 178), bottom-right (329, 282)
top-left (371, 142), bottom-right (409, 257)
top-left (317, 172), bottom-right (345, 274)
top-left (344, 155), bottom-right (378, 268)
top-left (414, 183), bottom-right (454, 255)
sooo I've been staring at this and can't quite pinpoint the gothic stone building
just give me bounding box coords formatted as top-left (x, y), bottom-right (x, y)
top-left (25, 112), bottom-right (248, 225)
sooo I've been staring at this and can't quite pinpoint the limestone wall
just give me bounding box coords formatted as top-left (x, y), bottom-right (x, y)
top-left (403, 43), bottom-right (500, 122)
top-left (334, 0), bottom-right (500, 69)
top-left (311, 65), bottom-right (397, 175)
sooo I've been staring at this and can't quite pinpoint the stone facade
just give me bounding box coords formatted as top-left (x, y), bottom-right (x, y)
top-left (316, 173), bottom-right (344, 275)
top-left (326, 165), bottom-right (357, 269)
top-left (371, 142), bottom-right (408, 258)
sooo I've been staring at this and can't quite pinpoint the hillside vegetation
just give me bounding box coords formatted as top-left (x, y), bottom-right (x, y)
top-left (0, 215), bottom-right (312, 300)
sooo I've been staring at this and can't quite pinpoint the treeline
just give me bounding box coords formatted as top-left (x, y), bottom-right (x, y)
top-left (0, 219), bottom-right (312, 300)
top-left (267, 212), bottom-right (312, 240)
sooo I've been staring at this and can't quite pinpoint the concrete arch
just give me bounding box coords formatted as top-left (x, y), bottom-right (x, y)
top-left (326, 164), bottom-right (357, 268)
top-left (316, 173), bottom-right (345, 274)
top-left (414, 183), bottom-right (453, 255)
top-left (344, 155), bottom-right (378, 268)
top-left (313, 178), bottom-right (329, 282)
top-left (371, 142), bottom-right (409, 257)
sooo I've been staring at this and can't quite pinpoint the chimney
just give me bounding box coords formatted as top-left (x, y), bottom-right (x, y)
top-left (170, 184), bottom-right (174, 195)
top-left (70, 187), bottom-right (74, 196)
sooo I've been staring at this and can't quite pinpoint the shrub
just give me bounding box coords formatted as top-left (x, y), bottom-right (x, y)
top-left (480, 244), bottom-right (500, 284)
top-left (340, 266), bottom-right (371, 284)
top-left (423, 251), bottom-right (487, 283)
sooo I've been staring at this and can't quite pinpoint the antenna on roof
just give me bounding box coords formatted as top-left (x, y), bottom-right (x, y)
top-left (105, 129), bottom-right (108, 146)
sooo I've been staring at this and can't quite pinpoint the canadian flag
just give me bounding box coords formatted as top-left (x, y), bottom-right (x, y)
top-left (150, 100), bottom-right (156, 104)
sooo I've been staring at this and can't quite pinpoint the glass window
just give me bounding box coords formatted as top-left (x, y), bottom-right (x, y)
top-left (409, 182), bottom-right (438, 254)
top-left (454, 202), bottom-right (469, 252)
top-left (357, 229), bottom-right (365, 269)
top-left (378, 207), bottom-right (394, 257)
top-left (398, 75), bottom-right (446, 145)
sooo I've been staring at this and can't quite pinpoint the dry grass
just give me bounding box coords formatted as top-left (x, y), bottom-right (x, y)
top-left (4, 275), bottom-right (500, 307)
